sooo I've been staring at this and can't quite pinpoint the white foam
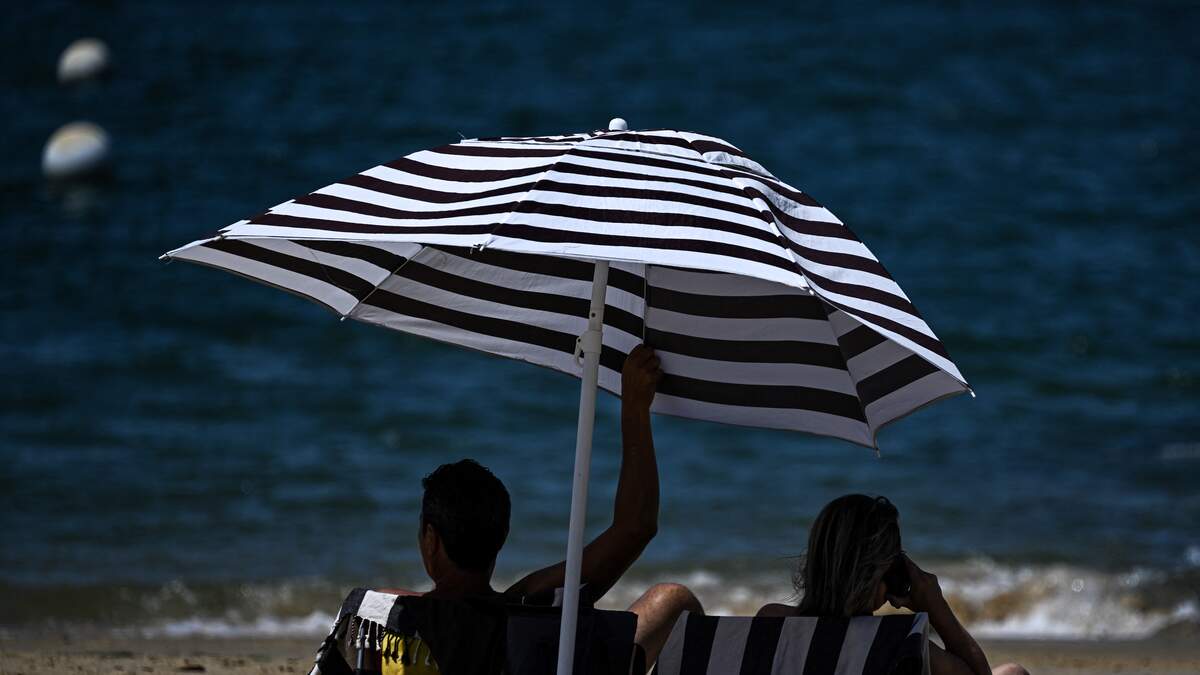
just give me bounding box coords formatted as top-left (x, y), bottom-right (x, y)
top-left (145, 610), bottom-right (336, 638)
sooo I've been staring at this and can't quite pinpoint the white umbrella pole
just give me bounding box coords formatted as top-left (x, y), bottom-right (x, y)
top-left (556, 259), bottom-right (610, 675)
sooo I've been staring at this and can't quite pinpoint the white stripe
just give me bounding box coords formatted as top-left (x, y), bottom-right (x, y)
top-left (362, 163), bottom-right (545, 195)
top-left (647, 307), bottom-right (837, 345)
top-left (356, 591), bottom-right (397, 625)
top-left (223, 224), bottom-right (492, 248)
top-left (497, 213), bottom-right (794, 263)
top-left (458, 140), bottom-right (576, 151)
top-left (652, 393), bottom-right (873, 445)
top-left (797, 257), bottom-right (912, 301)
top-left (834, 616), bottom-right (881, 675)
top-left (846, 340), bottom-right (915, 379)
top-left (170, 242), bottom-right (358, 315)
top-left (485, 236), bottom-right (811, 293)
top-left (317, 181), bottom-right (531, 213)
top-left (654, 611), bottom-right (690, 675)
top-left (552, 150), bottom-right (735, 190)
top-left (808, 285), bottom-right (937, 340)
top-left (655, 352), bottom-right (858, 395)
top-left (428, 248), bottom-right (646, 315)
top-left (269, 201), bottom-right (504, 229)
top-left (409, 149), bottom-right (562, 171)
top-left (648, 266), bottom-right (811, 296)
top-left (770, 617), bottom-right (818, 674)
top-left (517, 188), bottom-right (779, 235)
top-left (705, 618), bottom-right (751, 675)
top-left (865, 370), bottom-right (966, 429)
top-left (255, 238), bottom-right (397, 282)
top-left (730, 175), bottom-right (843, 224)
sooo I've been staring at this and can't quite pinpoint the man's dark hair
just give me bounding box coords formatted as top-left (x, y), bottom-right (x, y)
top-left (421, 459), bottom-right (511, 573)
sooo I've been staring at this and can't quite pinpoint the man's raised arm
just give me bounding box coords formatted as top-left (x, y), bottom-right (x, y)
top-left (505, 345), bottom-right (662, 602)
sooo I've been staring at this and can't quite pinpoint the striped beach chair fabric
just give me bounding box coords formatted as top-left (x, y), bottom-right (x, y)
top-left (656, 611), bottom-right (930, 675)
top-left (310, 588), bottom-right (638, 675)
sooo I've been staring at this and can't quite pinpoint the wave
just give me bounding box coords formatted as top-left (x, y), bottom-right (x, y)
top-left (3, 559), bottom-right (1197, 641)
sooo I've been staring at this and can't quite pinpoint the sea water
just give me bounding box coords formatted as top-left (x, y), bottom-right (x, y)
top-left (2, 2), bottom-right (1197, 639)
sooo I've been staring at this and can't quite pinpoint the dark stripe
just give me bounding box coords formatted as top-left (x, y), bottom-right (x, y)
top-left (394, 260), bottom-right (644, 339)
top-left (204, 239), bottom-right (373, 299)
top-left (824, 299), bottom-right (951, 361)
top-left (861, 616), bottom-right (917, 675)
top-left (644, 327), bottom-right (847, 370)
top-left (743, 187), bottom-right (858, 242)
top-left (430, 143), bottom-right (568, 158)
top-left (738, 617), bottom-right (785, 675)
top-left (339, 587), bottom-right (368, 621)
top-left (531, 179), bottom-right (773, 227)
top-left (785, 239), bottom-right (892, 280)
top-left (385, 596), bottom-right (406, 633)
top-left (309, 179), bottom-right (773, 237)
top-left (801, 618), bottom-right (849, 675)
top-left (511, 198), bottom-right (787, 251)
top-left (492, 224), bottom-right (798, 276)
top-left (599, 132), bottom-right (748, 162)
top-left (294, 192), bottom-right (522, 222)
top-left (252, 212), bottom-right (496, 237)
top-left (364, 287), bottom-right (578, 355)
top-left (554, 156), bottom-right (748, 200)
top-left (599, 131), bottom-right (702, 154)
top-left (803, 268), bottom-right (921, 318)
top-left (297, 240), bottom-right (408, 272)
top-left (857, 354), bottom-right (941, 406)
top-left (657, 373), bottom-right (867, 422)
top-left (678, 614), bottom-right (718, 675)
top-left (478, 134), bottom-right (586, 143)
top-left (721, 166), bottom-right (823, 207)
top-left (837, 325), bottom-right (888, 360)
top-left (689, 138), bottom-right (748, 158)
top-left (650, 285), bottom-right (828, 321)
top-left (571, 147), bottom-right (727, 180)
top-left (450, 247), bottom-right (645, 298)
top-left (384, 156), bottom-right (552, 183)
top-left (341, 173), bottom-right (535, 204)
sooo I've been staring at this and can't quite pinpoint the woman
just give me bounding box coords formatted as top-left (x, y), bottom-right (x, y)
top-left (757, 495), bottom-right (1027, 675)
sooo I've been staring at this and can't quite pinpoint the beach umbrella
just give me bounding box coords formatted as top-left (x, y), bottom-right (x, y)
top-left (162, 119), bottom-right (969, 674)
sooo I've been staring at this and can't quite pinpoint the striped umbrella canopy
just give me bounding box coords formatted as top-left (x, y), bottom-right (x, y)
top-left (163, 120), bottom-right (969, 674)
top-left (164, 124), bottom-right (969, 447)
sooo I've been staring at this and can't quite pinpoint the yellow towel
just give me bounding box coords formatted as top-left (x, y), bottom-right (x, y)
top-left (380, 631), bottom-right (441, 675)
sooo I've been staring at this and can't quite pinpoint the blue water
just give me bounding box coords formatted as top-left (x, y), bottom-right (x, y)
top-left (2, 2), bottom-right (1198, 635)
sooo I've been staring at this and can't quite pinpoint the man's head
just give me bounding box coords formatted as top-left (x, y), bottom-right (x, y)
top-left (419, 459), bottom-right (511, 578)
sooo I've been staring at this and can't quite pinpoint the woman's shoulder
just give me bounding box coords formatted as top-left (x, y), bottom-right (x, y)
top-left (755, 603), bottom-right (795, 617)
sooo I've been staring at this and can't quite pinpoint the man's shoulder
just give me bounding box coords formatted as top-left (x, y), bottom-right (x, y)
top-left (376, 587), bottom-right (426, 597)
top-left (756, 603), bottom-right (795, 618)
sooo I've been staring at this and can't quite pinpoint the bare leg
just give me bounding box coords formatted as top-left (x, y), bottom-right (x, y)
top-left (626, 583), bottom-right (704, 672)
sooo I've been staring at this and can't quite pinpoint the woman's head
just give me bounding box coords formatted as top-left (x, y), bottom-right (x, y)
top-left (794, 494), bottom-right (902, 617)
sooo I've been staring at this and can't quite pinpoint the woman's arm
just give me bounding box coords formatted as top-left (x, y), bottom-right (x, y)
top-left (893, 555), bottom-right (991, 675)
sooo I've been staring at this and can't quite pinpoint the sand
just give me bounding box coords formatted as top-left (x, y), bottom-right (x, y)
top-left (2, 635), bottom-right (1199, 675)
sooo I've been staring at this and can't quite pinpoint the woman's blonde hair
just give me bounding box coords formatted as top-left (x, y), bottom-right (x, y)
top-left (794, 494), bottom-right (902, 617)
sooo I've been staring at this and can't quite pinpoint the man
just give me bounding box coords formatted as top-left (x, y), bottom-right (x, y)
top-left (384, 345), bottom-right (701, 669)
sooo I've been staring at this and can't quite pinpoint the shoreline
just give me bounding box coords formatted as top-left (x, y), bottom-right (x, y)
top-left (3, 635), bottom-right (1199, 675)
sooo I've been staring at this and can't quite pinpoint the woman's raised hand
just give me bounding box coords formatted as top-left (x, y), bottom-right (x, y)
top-left (891, 553), bottom-right (947, 613)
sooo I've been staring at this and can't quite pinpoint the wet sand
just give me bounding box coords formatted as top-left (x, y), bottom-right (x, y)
top-left (2, 636), bottom-right (1200, 675)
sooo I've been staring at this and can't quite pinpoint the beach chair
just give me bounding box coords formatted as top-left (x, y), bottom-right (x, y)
top-left (655, 611), bottom-right (929, 675)
top-left (309, 588), bottom-right (640, 675)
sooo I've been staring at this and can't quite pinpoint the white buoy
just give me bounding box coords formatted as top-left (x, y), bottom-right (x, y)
top-left (57, 38), bottom-right (111, 84)
top-left (43, 121), bottom-right (111, 179)
top-left (608, 117), bottom-right (628, 131)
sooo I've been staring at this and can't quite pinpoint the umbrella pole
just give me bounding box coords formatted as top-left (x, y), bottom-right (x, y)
top-left (556, 260), bottom-right (610, 675)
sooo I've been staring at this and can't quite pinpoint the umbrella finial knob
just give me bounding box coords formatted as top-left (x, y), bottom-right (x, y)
top-left (608, 118), bottom-right (628, 131)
